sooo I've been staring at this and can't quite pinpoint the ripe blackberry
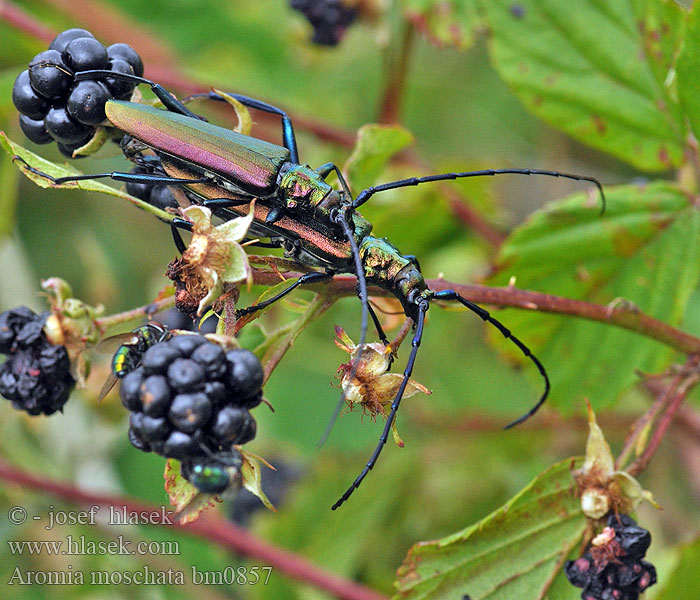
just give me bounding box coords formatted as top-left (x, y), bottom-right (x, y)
top-left (120, 334), bottom-right (265, 465)
top-left (58, 138), bottom-right (92, 159)
top-left (14, 29), bottom-right (143, 155)
top-left (12, 70), bottom-right (50, 120)
top-left (67, 80), bottom-right (113, 126)
top-left (49, 29), bottom-right (96, 54)
top-left (290, 0), bottom-right (357, 45)
top-left (62, 37), bottom-right (109, 72)
top-left (104, 58), bottom-right (136, 98)
top-left (44, 105), bottom-right (92, 144)
top-left (149, 185), bottom-right (178, 210)
top-left (564, 514), bottom-right (657, 600)
top-left (0, 307), bottom-right (75, 416)
top-left (18, 115), bottom-right (52, 145)
top-left (106, 43), bottom-right (144, 78)
top-left (28, 50), bottom-right (73, 100)
top-left (124, 164), bottom-right (178, 209)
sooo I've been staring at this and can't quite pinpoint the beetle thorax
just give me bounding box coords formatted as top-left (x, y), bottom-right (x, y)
top-left (278, 165), bottom-right (332, 210)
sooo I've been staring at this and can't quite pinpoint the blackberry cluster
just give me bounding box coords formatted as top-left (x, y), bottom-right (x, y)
top-left (565, 514), bottom-right (657, 600)
top-left (159, 308), bottom-right (217, 335)
top-left (12, 28), bottom-right (143, 157)
top-left (120, 334), bottom-right (263, 480)
top-left (290, 0), bottom-right (357, 45)
top-left (0, 307), bottom-right (74, 415)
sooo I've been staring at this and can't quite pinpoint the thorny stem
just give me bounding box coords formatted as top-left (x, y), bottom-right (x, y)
top-left (257, 270), bottom-right (700, 356)
top-left (378, 21), bottom-right (415, 124)
top-left (614, 364), bottom-right (691, 471)
top-left (0, 457), bottom-right (387, 600)
top-left (95, 296), bottom-right (174, 332)
top-left (627, 369), bottom-right (700, 477)
top-left (389, 317), bottom-right (413, 355)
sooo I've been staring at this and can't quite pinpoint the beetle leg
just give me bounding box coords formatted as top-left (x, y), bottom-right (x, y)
top-left (205, 91), bottom-right (299, 163)
top-left (315, 162), bottom-right (353, 199)
top-left (13, 155), bottom-right (211, 187)
top-left (235, 270), bottom-right (332, 318)
top-left (171, 224), bottom-right (188, 254)
top-left (332, 298), bottom-right (428, 510)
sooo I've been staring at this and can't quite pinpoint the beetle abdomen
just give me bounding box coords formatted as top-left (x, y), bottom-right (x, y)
top-left (105, 100), bottom-right (289, 195)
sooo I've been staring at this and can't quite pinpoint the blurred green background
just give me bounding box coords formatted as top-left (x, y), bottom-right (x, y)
top-left (0, 1), bottom-right (696, 599)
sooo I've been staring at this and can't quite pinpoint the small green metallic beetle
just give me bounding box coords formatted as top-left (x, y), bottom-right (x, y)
top-left (98, 322), bottom-right (170, 400)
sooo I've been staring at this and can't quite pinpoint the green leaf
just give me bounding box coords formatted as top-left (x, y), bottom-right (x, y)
top-left (480, 0), bottom-right (686, 171)
top-left (239, 448), bottom-right (276, 512)
top-left (676, 2), bottom-right (700, 143)
top-left (655, 534), bottom-right (700, 599)
top-left (487, 181), bottom-right (700, 410)
top-left (0, 132), bottom-right (174, 222)
top-left (401, 0), bottom-right (482, 50)
top-left (344, 124), bottom-right (414, 195)
top-left (393, 459), bottom-right (584, 599)
top-left (0, 147), bottom-right (19, 239)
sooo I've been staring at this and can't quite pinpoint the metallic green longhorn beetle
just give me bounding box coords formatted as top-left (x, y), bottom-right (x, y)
top-left (17, 69), bottom-right (605, 510)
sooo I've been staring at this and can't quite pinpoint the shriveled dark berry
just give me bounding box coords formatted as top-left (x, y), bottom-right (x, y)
top-left (210, 406), bottom-right (256, 445)
top-left (618, 526), bottom-right (651, 558)
top-left (38, 343), bottom-right (70, 375)
top-left (290, 0), bottom-right (357, 46)
top-left (120, 367), bottom-right (144, 411)
top-left (44, 105), bottom-right (92, 144)
top-left (28, 50), bottom-right (73, 99)
top-left (0, 306), bottom-right (74, 415)
top-left (139, 374), bottom-right (171, 417)
top-left (67, 80), bottom-right (112, 125)
top-left (225, 349), bottom-right (263, 399)
top-left (105, 57), bottom-right (136, 98)
top-left (107, 42), bottom-right (144, 77)
top-left (167, 358), bottom-right (205, 392)
top-left (12, 70), bottom-right (51, 120)
top-left (168, 392), bottom-right (212, 433)
top-left (168, 335), bottom-right (206, 357)
top-left (191, 342), bottom-right (226, 379)
top-left (581, 577), bottom-right (605, 599)
top-left (140, 415), bottom-right (171, 441)
top-left (636, 561), bottom-right (656, 591)
top-left (141, 342), bottom-right (181, 375)
top-left (163, 430), bottom-right (201, 460)
top-left (50, 28), bottom-right (95, 54)
top-left (125, 166), bottom-right (154, 200)
top-left (149, 185), bottom-right (178, 209)
top-left (18, 315), bottom-right (48, 347)
top-left (63, 37), bottom-right (109, 72)
top-left (0, 307), bottom-right (34, 352)
top-left (19, 114), bottom-right (52, 144)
